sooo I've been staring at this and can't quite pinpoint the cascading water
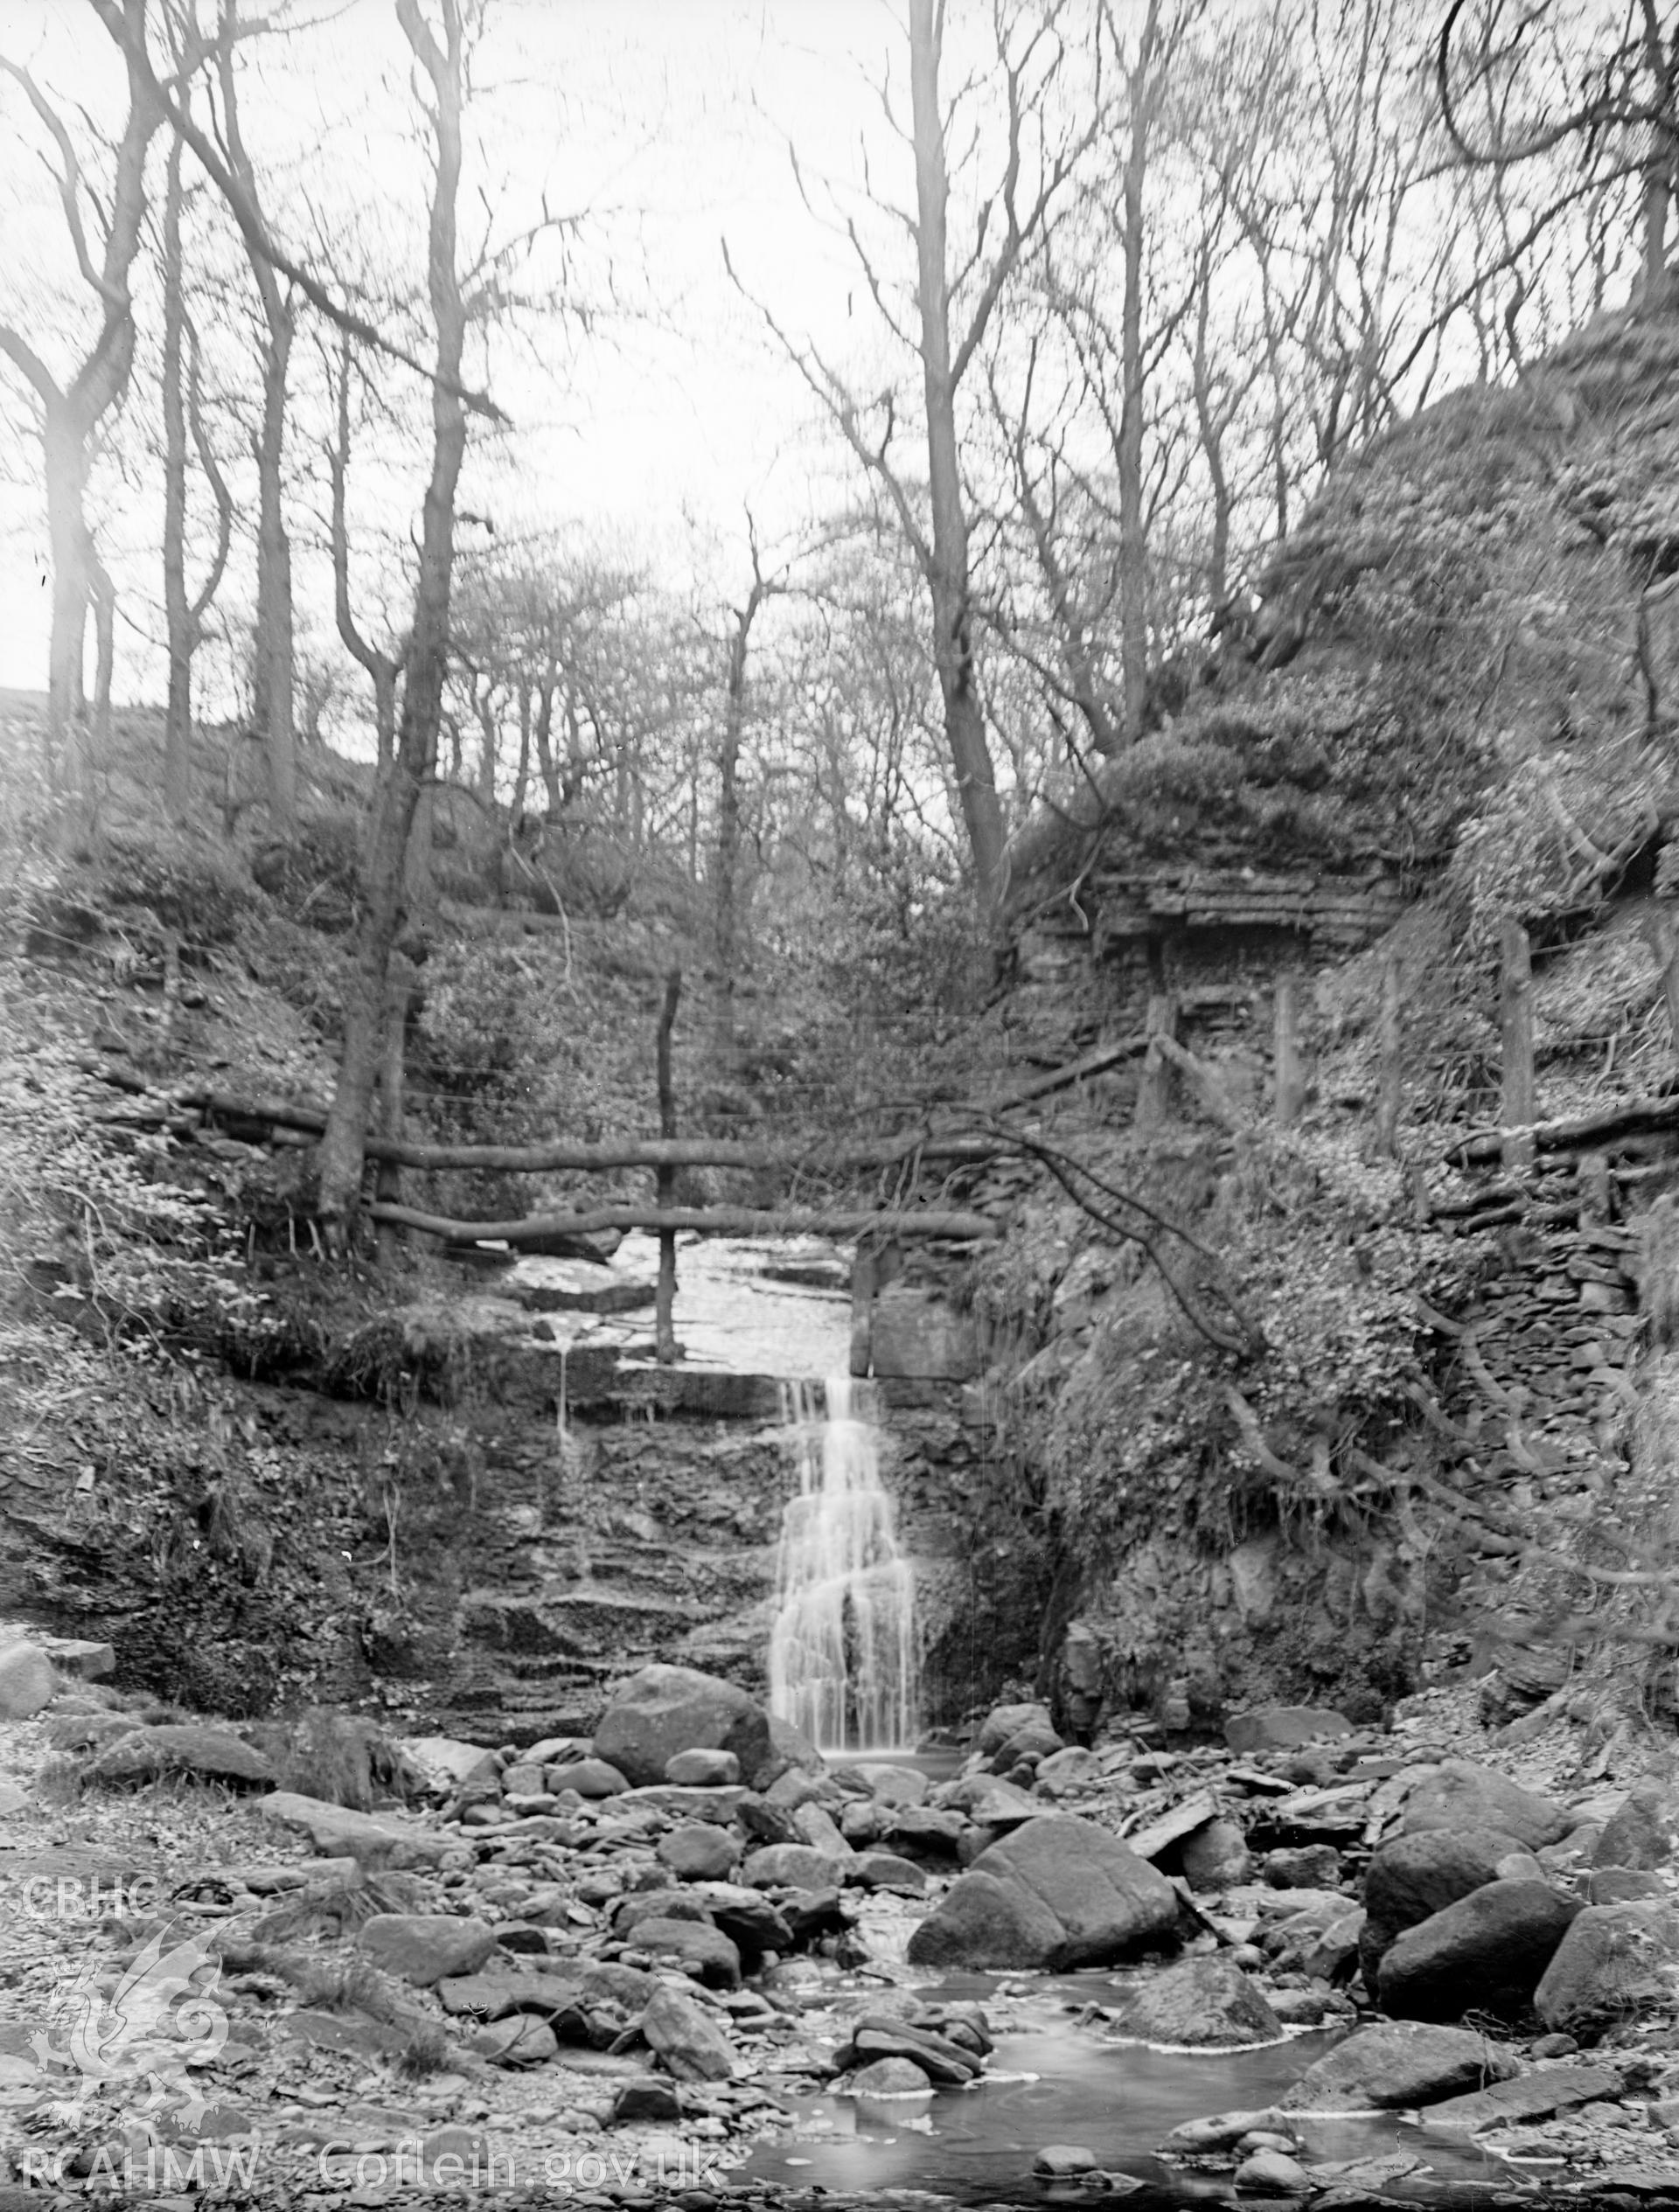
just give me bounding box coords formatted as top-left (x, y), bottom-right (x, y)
top-left (768, 1374), bottom-right (918, 1752)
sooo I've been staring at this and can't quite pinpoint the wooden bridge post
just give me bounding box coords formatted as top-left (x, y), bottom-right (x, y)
top-left (654, 969), bottom-right (682, 1363)
top-left (1500, 921), bottom-right (1536, 1172)
top-left (1376, 954), bottom-right (1403, 1157)
top-left (1273, 972), bottom-right (1306, 1128)
top-left (1133, 993), bottom-right (1181, 1130)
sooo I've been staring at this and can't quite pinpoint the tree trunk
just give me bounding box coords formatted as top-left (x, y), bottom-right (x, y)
top-left (715, 579), bottom-right (764, 1037)
top-left (253, 310), bottom-right (296, 829)
top-left (908, 0), bottom-right (1007, 921)
top-left (161, 126), bottom-right (192, 821)
top-left (317, 0), bottom-right (470, 1240)
top-left (43, 400), bottom-right (94, 811)
top-left (1118, 0), bottom-right (1163, 741)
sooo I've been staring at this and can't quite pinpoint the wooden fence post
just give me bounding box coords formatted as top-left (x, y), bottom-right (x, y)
top-left (1133, 993), bottom-right (1180, 1130)
top-left (1376, 954), bottom-right (1403, 1157)
top-left (1274, 972), bottom-right (1306, 1128)
top-left (1501, 920), bottom-right (1536, 1172)
top-left (654, 968), bottom-right (682, 1364)
top-left (1642, 909), bottom-right (1679, 1061)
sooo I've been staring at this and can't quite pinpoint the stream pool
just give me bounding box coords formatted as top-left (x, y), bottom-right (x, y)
top-left (735, 1972), bottom-right (1504, 2205)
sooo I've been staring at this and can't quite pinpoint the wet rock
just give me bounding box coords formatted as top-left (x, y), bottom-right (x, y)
top-left (846, 2018), bottom-right (983, 2085)
top-left (780, 1884), bottom-right (851, 1944)
top-left (763, 1767), bottom-right (831, 1812)
top-left (846, 2056), bottom-right (933, 2096)
top-left (1235, 2149), bottom-right (1311, 2195)
top-left (1181, 1818), bottom-right (1252, 1891)
top-left (84, 1722), bottom-right (275, 1788)
top-left (1033, 2145), bottom-right (1098, 2177)
top-left (848, 1851), bottom-right (927, 1893)
top-left (1223, 1707), bottom-right (1352, 1756)
top-left (975, 1701), bottom-right (1055, 1755)
top-left (741, 1843), bottom-right (837, 1890)
top-left (1592, 1778), bottom-right (1679, 1871)
top-left (840, 1798), bottom-right (883, 1844)
top-left (1167, 2110), bottom-right (1279, 2153)
top-left (641, 1984), bottom-right (736, 2081)
top-left (882, 1805), bottom-right (968, 1854)
top-left (1375, 1879), bottom-right (1579, 2021)
top-left (665, 1749), bottom-right (741, 1788)
top-left (1424, 2063), bottom-right (1623, 2129)
top-left (1400, 1761), bottom-right (1571, 1851)
top-left (1297, 1905), bottom-right (1364, 1982)
top-left (909, 1814), bottom-right (1178, 1970)
top-left (1118, 1955), bottom-right (1284, 2047)
top-left (0, 1641), bottom-right (55, 1720)
top-left (359, 1913), bottom-right (498, 1987)
top-left (1360, 1824), bottom-right (1542, 1983)
top-left (943, 1775), bottom-right (1042, 1826)
top-left (1534, 1901), bottom-right (1679, 2038)
top-left (620, 1784), bottom-right (746, 1824)
top-left (593, 1664), bottom-right (775, 1791)
top-left (656, 1824), bottom-right (742, 1882)
top-left (624, 1916), bottom-right (742, 1988)
top-left (1264, 1846), bottom-right (1342, 1889)
top-left (766, 1713), bottom-right (826, 1778)
top-left (1278, 2021), bottom-right (1518, 2111)
top-left (611, 2076), bottom-right (683, 2122)
top-left (471, 2014), bottom-right (559, 2067)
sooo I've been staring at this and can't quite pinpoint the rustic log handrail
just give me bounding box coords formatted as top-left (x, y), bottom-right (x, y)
top-left (366, 1200), bottom-right (1000, 1244)
top-left (1445, 1089), bottom-right (1679, 1167)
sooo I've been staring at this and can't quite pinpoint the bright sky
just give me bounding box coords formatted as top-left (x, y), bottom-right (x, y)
top-left (0, 0), bottom-right (918, 696)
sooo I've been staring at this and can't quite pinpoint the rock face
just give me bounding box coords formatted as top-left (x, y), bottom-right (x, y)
top-left (1533, 1901), bottom-right (1679, 2037)
top-left (1279, 2021), bottom-right (1518, 2111)
top-left (1592, 1779), bottom-right (1679, 1871)
top-left (908, 1814), bottom-right (1178, 1969)
top-left (1400, 1762), bottom-right (1571, 1852)
top-left (1374, 1879), bottom-right (1579, 2022)
top-left (593, 1665), bottom-right (775, 1791)
top-left (1120, 1955), bottom-right (1285, 2047)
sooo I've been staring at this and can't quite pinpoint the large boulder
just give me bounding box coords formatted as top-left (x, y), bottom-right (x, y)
top-left (1375, 1879), bottom-right (1579, 2022)
top-left (592, 1665), bottom-right (775, 1790)
top-left (1119, 1956), bottom-right (1284, 2048)
top-left (1361, 1825), bottom-right (1543, 1986)
top-left (974, 1701), bottom-right (1055, 1756)
top-left (1400, 1762), bottom-right (1571, 1852)
top-left (0, 1642), bottom-right (56, 1721)
top-left (656, 1823), bottom-right (743, 1882)
top-left (622, 1916), bottom-right (742, 1990)
top-left (1279, 2021), bottom-right (1518, 2111)
top-left (905, 1869), bottom-right (1066, 1970)
top-left (1534, 1902), bottom-right (1679, 2039)
top-left (909, 1814), bottom-right (1178, 1970)
top-left (85, 1723), bottom-right (276, 1790)
top-left (1592, 1778), bottom-right (1679, 1872)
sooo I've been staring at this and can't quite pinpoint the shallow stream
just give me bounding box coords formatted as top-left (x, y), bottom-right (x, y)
top-left (739, 1970), bottom-right (1503, 2205)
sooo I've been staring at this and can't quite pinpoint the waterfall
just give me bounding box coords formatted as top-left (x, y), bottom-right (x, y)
top-left (768, 1374), bottom-right (918, 1753)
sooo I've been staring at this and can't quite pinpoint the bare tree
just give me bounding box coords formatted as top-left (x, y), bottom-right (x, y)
top-left (316, 0), bottom-right (473, 1235)
top-left (728, 0), bottom-right (1098, 922)
top-left (159, 45), bottom-right (233, 820)
top-left (0, 1), bottom-right (164, 816)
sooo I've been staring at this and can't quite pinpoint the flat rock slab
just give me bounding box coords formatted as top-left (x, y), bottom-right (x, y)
top-left (617, 1784), bottom-right (748, 1824)
top-left (258, 1790), bottom-right (453, 1866)
top-left (1423, 2063), bottom-right (1624, 2129)
top-left (1224, 1708), bottom-right (1354, 1755)
top-left (1280, 2021), bottom-right (1518, 2111)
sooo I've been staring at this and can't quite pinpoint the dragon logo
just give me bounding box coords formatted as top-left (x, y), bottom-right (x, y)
top-left (31, 1927), bottom-right (229, 2127)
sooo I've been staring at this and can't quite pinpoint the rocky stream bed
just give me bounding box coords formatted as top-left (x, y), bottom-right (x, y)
top-left (2, 1634), bottom-right (1679, 2211)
